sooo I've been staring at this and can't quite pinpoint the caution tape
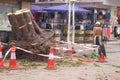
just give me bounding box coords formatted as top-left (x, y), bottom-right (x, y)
top-left (2, 41), bottom-right (98, 63)
top-left (2, 47), bottom-right (63, 63)
top-left (73, 43), bottom-right (98, 47)
top-left (2, 48), bottom-right (11, 63)
top-left (56, 41), bottom-right (99, 54)
top-left (57, 41), bottom-right (98, 51)
top-left (71, 43), bottom-right (99, 51)
top-left (37, 54), bottom-right (63, 59)
top-left (58, 41), bottom-right (69, 44)
top-left (58, 40), bottom-right (98, 48)
top-left (16, 47), bottom-right (33, 54)
top-left (0, 42), bottom-right (8, 48)
top-left (54, 47), bottom-right (68, 51)
top-left (16, 47), bottom-right (63, 59)
top-left (1, 42), bottom-right (8, 46)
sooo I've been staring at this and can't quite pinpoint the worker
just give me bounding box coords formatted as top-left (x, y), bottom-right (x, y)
top-left (93, 21), bottom-right (107, 57)
top-left (93, 21), bottom-right (102, 45)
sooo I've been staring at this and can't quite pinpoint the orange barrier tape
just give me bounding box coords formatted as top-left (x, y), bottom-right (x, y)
top-left (16, 47), bottom-right (63, 59)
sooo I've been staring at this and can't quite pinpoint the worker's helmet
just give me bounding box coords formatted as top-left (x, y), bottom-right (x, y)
top-left (95, 21), bottom-right (100, 25)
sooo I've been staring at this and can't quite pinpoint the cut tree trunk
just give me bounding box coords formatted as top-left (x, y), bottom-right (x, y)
top-left (7, 9), bottom-right (54, 61)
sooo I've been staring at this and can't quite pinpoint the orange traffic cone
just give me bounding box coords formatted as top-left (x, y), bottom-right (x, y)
top-left (67, 49), bottom-right (72, 56)
top-left (0, 44), bottom-right (3, 67)
top-left (67, 41), bottom-right (72, 56)
top-left (9, 45), bottom-right (17, 69)
top-left (47, 47), bottom-right (55, 69)
top-left (99, 53), bottom-right (105, 62)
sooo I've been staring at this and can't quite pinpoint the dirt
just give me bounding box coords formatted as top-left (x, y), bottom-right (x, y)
top-left (0, 39), bottom-right (120, 80)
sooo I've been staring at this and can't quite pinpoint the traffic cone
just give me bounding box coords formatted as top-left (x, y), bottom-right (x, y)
top-left (67, 49), bottom-right (72, 56)
top-left (0, 44), bottom-right (3, 67)
top-left (46, 47), bottom-right (55, 69)
top-left (9, 45), bottom-right (17, 69)
top-left (99, 53), bottom-right (105, 62)
top-left (67, 41), bottom-right (72, 56)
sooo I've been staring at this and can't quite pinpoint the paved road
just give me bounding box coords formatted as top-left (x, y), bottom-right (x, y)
top-left (106, 39), bottom-right (120, 53)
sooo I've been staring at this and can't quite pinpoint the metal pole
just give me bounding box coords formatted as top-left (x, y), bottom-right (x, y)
top-left (67, 1), bottom-right (71, 43)
top-left (72, 2), bottom-right (75, 43)
top-left (94, 8), bottom-right (97, 24)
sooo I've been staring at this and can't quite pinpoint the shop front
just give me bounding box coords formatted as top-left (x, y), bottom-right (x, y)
top-left (30, 3), bottom-right (94, 43)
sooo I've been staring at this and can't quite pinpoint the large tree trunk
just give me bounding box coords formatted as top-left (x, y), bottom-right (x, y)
top-left (7, 9), bottom-right (54, 60)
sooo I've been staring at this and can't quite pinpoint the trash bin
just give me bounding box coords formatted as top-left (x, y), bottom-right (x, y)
top-left (75, 30), bottom-right (84, 43)
top-left (62, 25), bottom-right (72, 41)
top-left (84, 30), bottom-right (93, 43)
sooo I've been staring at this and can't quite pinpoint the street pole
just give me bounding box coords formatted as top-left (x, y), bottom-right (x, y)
top-left (67, 0), bottom-right (71, 43)
top-left (72, 1), bottom-right (75, 43)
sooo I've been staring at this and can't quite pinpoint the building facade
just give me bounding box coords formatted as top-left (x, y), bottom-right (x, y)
top-left (34, 0), bottom-right (120, 25)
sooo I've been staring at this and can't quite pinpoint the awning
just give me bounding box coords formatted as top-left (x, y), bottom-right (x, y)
top-left (43, 4), bottom-right (91, 13)
top-left (31, 5), bottom-right (44, 12)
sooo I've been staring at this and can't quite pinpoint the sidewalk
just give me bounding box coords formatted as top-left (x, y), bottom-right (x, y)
top-left (106, 34), bottom-right (120, 45)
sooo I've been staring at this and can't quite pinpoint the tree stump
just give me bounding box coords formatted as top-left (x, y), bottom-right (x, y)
top-left (7, 9), bottom-right (54, 61)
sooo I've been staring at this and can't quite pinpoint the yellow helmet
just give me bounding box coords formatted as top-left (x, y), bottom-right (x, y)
top-left (95, 21), bottom-right (100, 25)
